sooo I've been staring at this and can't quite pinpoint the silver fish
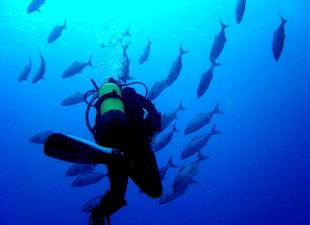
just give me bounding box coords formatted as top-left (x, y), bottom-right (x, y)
top-left (139, 39), bottom-right (151, 64)
top-left (66, 163), bottom-right (96, 177)
top-left (152, 125), bottom-right (179, 152)
top-left (29, 130), bottom-right (53, 144)
top-left (27, 0), bottom-right (45, 14)
top-left (18, 57), bottom-right (32, 82)
top-left (181, 125), bottom-right (220, 160)
top-left (184, 104), bottom-right (222, 134)
top-left (161, 102), bottom-right (186, 131)
top-left (32, 53), bottom-right (46, 84)
top-left (81, 195), bottom-right (103, 212)
top-left (72, 172), bottom-right (107, 187)
top-left (158, 185), bottom-right (188, 204)
top-left (61, 92), bottom-right (85, 106)
top-left (62, 57), bottom-right (93, 78)
top-left (147, 79), bottom-right (167, 101)
top-left (173, 151), bottom-right (208, 192)
top-left (210, 20), bottom-right (228, 63)
top-left (272, 16), bottom-right (287, 61)
top-left (235, 0), bottom-right (246, 24)
top-left (197, 62), bottom-right (221, 98)
top-left (159, 156), bottom-right (178, 180)
top-left (48, 19), bottom-right (67, 43)
top-left (166, 45), bottom-right (188, 86)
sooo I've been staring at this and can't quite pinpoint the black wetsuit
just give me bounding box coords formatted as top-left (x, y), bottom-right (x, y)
top-left (91, 87), bottom-right (163, 219)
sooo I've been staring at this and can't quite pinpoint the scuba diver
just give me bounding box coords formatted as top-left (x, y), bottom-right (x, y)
top-left (44, 77), bottom-right (163, 225)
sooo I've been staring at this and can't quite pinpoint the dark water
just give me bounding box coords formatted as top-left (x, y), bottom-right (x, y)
top-left (0, 0), bottom-right (309, 225)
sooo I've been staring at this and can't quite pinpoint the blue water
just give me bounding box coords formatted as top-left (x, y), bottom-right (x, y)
top-left (1, 0), bottom-right (309, 225)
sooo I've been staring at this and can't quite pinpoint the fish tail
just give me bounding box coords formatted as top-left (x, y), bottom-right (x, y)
top-left (212, 61), bottom-right (222, 68)
top-left (168, 156), bottom-right (179, 168)
top-left (211, 124), bottom-right (221, 135)
top-left (280, 14), bottom-right (287, 24)
top-left (177, 102), bottom-right (187, 111)
top-left (180, 44), bottom-right (189, 55)
top-left (198, 151), bottom-right (209, 161)
top-left (220, 19), bottom-right (229, 29)
top-left (88, 56), bottom-right (93, 67)
top-left (214, 103), bottom-right (222, 114)
top-left (123, 26), bottom-right (131, 36)
top-left (63, 19), bottom-right (67, 29)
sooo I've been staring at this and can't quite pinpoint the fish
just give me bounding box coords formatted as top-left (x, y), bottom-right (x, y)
top-left (197, 62), bottom-right (221, 98)
top-left (72, 172), bottom-right (107, 187)
top-left (65, 163), bottom-right (96, 177)
top-left (18, 57), bottom-right (32, 82)
top-left (210, 20), bottom-right (228, 63)
top-left (161, 102), bottom-right (186, 131)
top-left (62, 57), bottom-right (93, 78)
top-left (272, 16), bottom-right (287, 61)
top-left (139, 39), bottom-right (151, 64)
top-left (184, 104), bottom-right (222, 135)
top-left (166, 45), bottom-right (188, 86)
top-left (181, 125), bottom-right (220, 160)
top-left (158, 185), bottom-right (188, 204)
top-left (81, 195), bottom-right (103, 212)
top-left (29, 130), bottom-right (53, 144)
top-left (159, 156), bottom-right (178, 180)
top-left (61, 92), bottom-right (85, 106)
top-left (27, 0), bottom-right (45, 14)
top-left (235, 0), bottom-right (246, 24)
top-left (152, 125), bottom-right (179, 152)
top-left (48, 19), bottom-right (67, 43)
top-left (118, 44), bottom-right (134, 84)
top-left (173, 151), bottom-right (208, 192)
top-left (32, 53), bottom-right (46, 84)
top-left (147, 79), bottom-right (167, 101)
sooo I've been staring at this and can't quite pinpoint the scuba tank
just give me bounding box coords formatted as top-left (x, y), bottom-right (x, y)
top-left (84, 77), bottom-right (149, 148)
top-left (85, 77), bottom-right (126, 148)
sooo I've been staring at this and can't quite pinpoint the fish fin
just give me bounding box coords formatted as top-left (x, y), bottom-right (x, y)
top-left (172, 125), bottom-right (180, 132)
top-left (280, 14), bottom-right (287, 24)
top-left (87, 56), bottom-right (93, 67)
top-left (37, 9), bottom-right (41, 12)
top-left (148, 38), bottom-right (152, 45)
top-left (180, 44), bottom-right (189, 55)
top-left (211, 124), bottom-right (221, 135)
top-left (128, 75), bottom-right (135, 80)
top-left (177, 102), bottom-right (187, 111)
top-left (168, 156), bottom-right (179, 168)
top-left (220, 19), bottom-right (229, 29)
top-left (198, 151), bottom-right (209, 161)
top-left (190, 179), bottom-right (199, 184)
top-left (214, 103), bottom-right (222, 114)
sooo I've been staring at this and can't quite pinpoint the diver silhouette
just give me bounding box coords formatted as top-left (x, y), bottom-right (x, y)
top-left (44, 77), bottom-right (163, 225)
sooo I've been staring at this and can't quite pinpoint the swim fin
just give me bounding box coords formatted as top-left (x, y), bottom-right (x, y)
top-left (44, 133), bottom-right (124, 164)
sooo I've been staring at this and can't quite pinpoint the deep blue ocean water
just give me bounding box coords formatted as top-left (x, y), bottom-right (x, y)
top-left (0, 0), bottom-right (309, 225)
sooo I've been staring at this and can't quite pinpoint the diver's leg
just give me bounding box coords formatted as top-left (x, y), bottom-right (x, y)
top-left (90, 160), bottom-right (128, 220)
top-left (129, 148), bottom-right (163, 198)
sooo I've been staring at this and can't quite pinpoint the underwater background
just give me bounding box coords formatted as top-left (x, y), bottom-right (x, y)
top-left (0, 0), bottom-right (309, 225)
